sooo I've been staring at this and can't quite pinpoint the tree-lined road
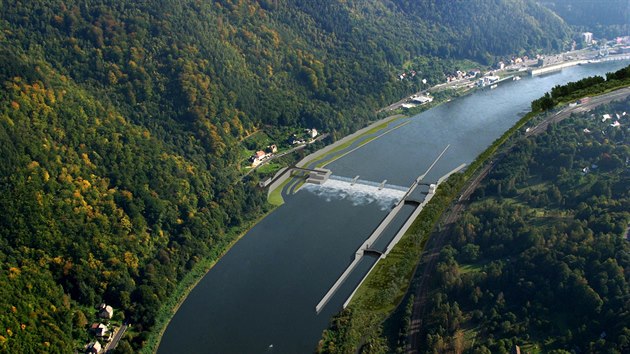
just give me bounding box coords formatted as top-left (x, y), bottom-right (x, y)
top-left (526, 87), bottom-right (630, 137)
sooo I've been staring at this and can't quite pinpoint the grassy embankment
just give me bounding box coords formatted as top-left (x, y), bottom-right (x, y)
top-left (318, 68), bottom-right (630, 352)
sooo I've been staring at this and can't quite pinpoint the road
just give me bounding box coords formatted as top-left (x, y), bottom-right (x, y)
top-left (104, 324), bottom-right (128, 352)
top-left (405, 86), bottom-right (630, 353)
top-left (525, 86), bottom-right (630, 137)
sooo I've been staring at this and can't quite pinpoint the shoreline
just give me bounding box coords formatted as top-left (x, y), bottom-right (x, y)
top-left (142, 207), bottom-right (279, 354)
top-left (321, 82), bottom-right (630, 353)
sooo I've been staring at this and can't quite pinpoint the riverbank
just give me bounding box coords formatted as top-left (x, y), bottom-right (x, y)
top-left (141, 206), bottom-right (280, 354)
top-left (147, 76), bottom-right (516, 351)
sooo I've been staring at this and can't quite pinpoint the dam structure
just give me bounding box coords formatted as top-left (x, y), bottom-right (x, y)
top-left (314, 145), bottom-right (465, 314)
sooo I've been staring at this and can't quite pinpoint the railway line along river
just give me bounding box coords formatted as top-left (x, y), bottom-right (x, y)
top-left (157, 61), bottom-right (630, 354)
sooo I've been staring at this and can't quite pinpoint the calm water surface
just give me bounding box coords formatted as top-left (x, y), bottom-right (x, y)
top-left (158, 61), bottom-right (630, 354)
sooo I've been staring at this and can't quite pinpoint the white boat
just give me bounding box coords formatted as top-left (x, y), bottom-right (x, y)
top-left (490, 84), bottom-right (498, 89)
top-left (513, 76), bottom-right (521, 81)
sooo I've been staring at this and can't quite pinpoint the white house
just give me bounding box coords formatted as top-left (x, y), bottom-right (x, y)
top-left (411, 95), bottom-right (433, 105)
top-left (582, 32), bottom-right (593, 44)
top-left (86, 341), bottom-right (102, 354)
top-left (90, 323), bottom-right (108, 337)
top-left (250, 150), bottom-right (268, 167)
top-left (98, 304), bottom-right (113, 319)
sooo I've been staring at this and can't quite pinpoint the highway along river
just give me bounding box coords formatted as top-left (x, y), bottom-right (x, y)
top-left (157, 61), bottom-right (629, 353)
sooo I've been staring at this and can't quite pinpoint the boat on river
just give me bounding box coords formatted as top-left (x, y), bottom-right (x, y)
top-left (490, 84), bottom-right (498, 89)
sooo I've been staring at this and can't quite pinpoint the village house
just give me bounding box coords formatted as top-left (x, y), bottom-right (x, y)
top-left (90, 323), bottom-right (109, 338)
top-left (250, 150), bottom-right (268, 167)
top-left (85, 341), bottom-right (102, 354)
top-left (288, 133), bottom-right (305, 145)
top-left (267, 144), bottom-right (278, 154)
top-left (98, 303), bottom-right (114, 319)
top-left (306, 128), bottom-right (318, 139)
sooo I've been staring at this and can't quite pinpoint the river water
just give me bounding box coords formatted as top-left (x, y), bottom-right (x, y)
top-left (157, 61), bottom-right (629, 354)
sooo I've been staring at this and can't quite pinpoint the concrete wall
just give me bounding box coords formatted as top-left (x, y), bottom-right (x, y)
top-left (266, 167), bottom-right (289, 197)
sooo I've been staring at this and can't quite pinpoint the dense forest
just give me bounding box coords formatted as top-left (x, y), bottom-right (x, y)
top-left (418, 98), bottom-right (630, 353)
top-left (0, 0), bottom-right (573, 351)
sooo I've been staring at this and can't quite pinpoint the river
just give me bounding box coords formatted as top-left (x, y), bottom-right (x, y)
top-left (157, 61), bottom-right (629, 354)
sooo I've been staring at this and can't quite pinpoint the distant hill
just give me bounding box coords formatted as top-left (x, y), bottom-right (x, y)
top-left (540, 0), bottom-right (629, 26)
top-left (0, 0), bottom-right (571, 351)
top-left (539, 0), bottom-right (630, 38)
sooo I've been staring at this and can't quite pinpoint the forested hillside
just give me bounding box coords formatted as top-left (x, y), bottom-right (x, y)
top-left (419, 98), bottom-right (630, 353)
top-left (539, 0), bottom-right (629, 38)
top-left (0, 0), bottom-right (571, 351)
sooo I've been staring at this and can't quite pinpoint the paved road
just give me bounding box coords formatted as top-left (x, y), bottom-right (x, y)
top-left (525, 87), bottom-right (630, 137)
top-left (405, 86), bottom-right (630, 353)
top-left (104, 324), bottom-right (127, 352)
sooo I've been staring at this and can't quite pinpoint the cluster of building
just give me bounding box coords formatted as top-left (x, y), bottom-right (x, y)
top-left (615, 36), bottom-right (630, 45)
top-left (398, 69), bottom-right (418, 80)
top-left (247, 128), bottom-right (321, 168)
top-left (402, 94), bottom-right (434, 108)
top-left (601, 111), bottom-right (626, 127)
top-left (476, 75), bottom-right (500, 87)
top-left (290, 128), bottom-right (318, 145)
top-left (84, 303), bottom-right (115, 354)
top-left (446, 69), bottom-right (480, 83)
top-left (582, 32), bottom-right (630, 54)
top-left (250, 144), bottom-right (277, 167)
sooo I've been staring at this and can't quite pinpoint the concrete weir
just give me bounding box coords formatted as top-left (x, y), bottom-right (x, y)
top-left (315, 161), bottom-right (466, 313)
top-left (305, 168), bottom-right (332, 184)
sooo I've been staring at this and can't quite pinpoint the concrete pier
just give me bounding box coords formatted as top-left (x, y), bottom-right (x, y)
top-left (305, 168), bottom-right (332, 184)
top-left (315, 256), bottom-right (363, 313)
